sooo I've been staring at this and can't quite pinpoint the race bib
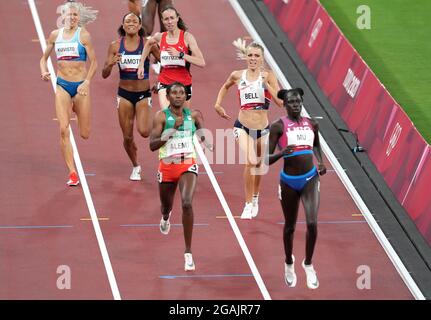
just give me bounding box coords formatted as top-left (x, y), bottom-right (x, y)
top-left (286, 128), bottom-right (314, 147)
top-left (166, 131), bottom-right (193, 157)
top-left (55, 42), bottom-right (79, 60)
top-left (119, 54), bottom-right (141, 71)
top-left (160, 50), bottom-right (186, 67)
top-left (239, 82), bottom-right (265, 106)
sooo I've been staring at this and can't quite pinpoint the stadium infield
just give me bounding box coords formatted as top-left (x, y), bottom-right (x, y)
top-left (320, 0), bottom-right (431, 143)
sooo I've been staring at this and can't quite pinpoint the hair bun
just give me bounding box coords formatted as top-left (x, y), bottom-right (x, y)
top-left (277, 89), bottom-right (288, 100)
top-left (294, 88), bottom-right (304, 96)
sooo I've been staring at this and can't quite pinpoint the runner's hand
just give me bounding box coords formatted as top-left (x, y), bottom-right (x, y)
top-left (281, 145), bottom-right (295, 156)
top-left (161, 128), bottom-right (176, 141)
top-left (41, 72), bottom-right (51, 81)
top-left (167, 47), bottom-right (180, 57)
top-left (110, 52), bottom-right (122, 66)
top-left (137, 64), bottom-right (145, 79)
top-left (215, 105), bottom-right (231, 120)
top-left (146, 37), bottom-right (158, 47)
top-left (77, 80), bottom-right (90, 96)
top-left (318, 163), bottom-right (327, 176)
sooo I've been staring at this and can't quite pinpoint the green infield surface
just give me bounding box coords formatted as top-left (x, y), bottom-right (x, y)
top-left (320, 0), bottom-right (431, 143)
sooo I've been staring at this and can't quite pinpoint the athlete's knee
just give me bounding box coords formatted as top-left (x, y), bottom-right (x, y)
top-left (245, 162), bottom-right (257, 170)
top-left (138, 127), bottom-right (151, 138)
top-left (80, 128), bottom-right (90, 140)
top-left (248, 154), bottom-right (263, 166)
top-left (181, 199), bottom-right (193, 212)
top-left (284, 224), bottom-right (296, 236)
top-left (60, 126), bottom-right (70, 139)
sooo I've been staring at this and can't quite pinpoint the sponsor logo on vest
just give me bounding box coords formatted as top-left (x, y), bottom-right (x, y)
top-left (343, 68), bottom-right (361, 98)
top-left (286, 126), bottom-right (312, 132)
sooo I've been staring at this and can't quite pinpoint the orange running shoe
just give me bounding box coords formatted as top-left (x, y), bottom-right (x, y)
top-left (67, 172), bottom-right (80, 186)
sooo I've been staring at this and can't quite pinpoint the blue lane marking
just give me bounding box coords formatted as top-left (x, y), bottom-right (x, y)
top-left (0, 225), bottom-right (73, 229)
top-left (159, 274), bottom-right (253, 279)
top-left (198, 171), bottom-right (223, 175)
top-left (120, 223), bottom-right (209, 227)
top-left (277, 220), bottom-right (366, 225)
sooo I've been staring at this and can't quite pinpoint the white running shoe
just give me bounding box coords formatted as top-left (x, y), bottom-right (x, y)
top-left (159, 211), bottom-right (171, 235)
top-left (251, 195), bottom-right (259, 218)
top-left (240, 202), bottom-right (253, 220)
top-left (130, 165), bottom-right (142, 181)
top-left (284, 255), bottom-right (297, 287)
top-left (302, 260), bottom-right (319, 289)
top-left (184, 253), bottom-right (195, 271)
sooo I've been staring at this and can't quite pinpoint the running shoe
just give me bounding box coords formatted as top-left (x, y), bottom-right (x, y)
top-left (67, 172), bottom-right (79, 186)
top-left (251, 195), bottom-right (259, 218)
top-left (130, 165), bottom-right (142, 181)
top-left (284, 255), bottom-right (297, 287)
top-left (184, 253), bottom-right (195, 271)
top-left (159, 211), bottom-right (171, 235)
top-left (302, 260), bottom-right (319, 289)
top-left (240, 202), bottom-right (253, 220)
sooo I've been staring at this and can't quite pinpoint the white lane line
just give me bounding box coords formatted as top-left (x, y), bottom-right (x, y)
top-left (193, 137), bottom-right (271, 300)
top-left (229, 0), bottom-right (424, 300)
top-left (28, 0), bottom-right (121, 300)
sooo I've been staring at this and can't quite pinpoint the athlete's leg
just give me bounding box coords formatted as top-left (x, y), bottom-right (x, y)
top-left (55, 86), bottom-right (75, 174)
top-left (237, 129), bottom-right (258, 203)
top-left (178, 172), bottom-right (197, 253)
top-left (159, 181), bottom-right (177, 220)
top-left (135, 97), bottom-right (152, 138)
top-left (158, 87), bottom-right (169, 109)
top-left (300, 176), bottom-right (320, 265)
top-left (141, 0), bottom-right (158, 36)
top-left (71, 91), bottom-right (91, 140)
top-left (117, 97), bottom-right (139, 167)
top-left (280, 183), bottom-right (301, 264)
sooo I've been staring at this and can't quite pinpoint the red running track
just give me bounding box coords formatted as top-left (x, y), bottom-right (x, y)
top-left (0, 0), bottom-right (413, 299)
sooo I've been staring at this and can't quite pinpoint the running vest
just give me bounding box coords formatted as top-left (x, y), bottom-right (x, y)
top-left (237, 70), bottom-right (271, 110)
top-left (159, 30), bottom-right (192, 85)
top-left (55, 27), bottom-right (87, 61)
top-left (118, 36), bottom-right (149, 80)
top-left (159, 107), bottom-right (196, 160)
top-left (278, 116), bottom-right (315, 153)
